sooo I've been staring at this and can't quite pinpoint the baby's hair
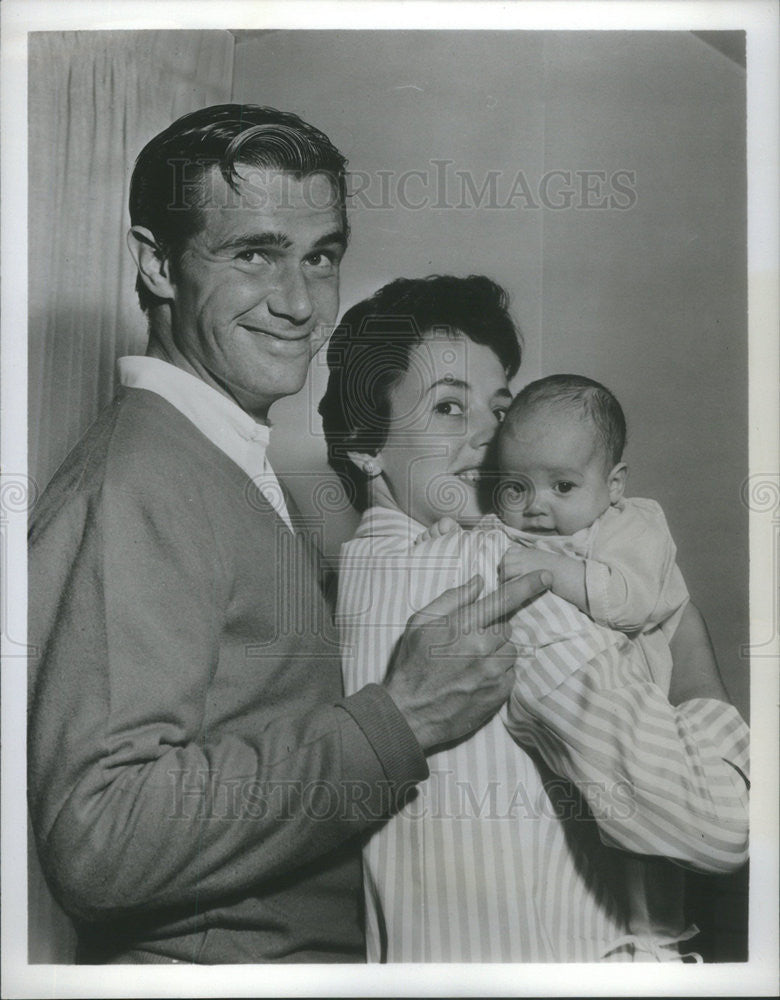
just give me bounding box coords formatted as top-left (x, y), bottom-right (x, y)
top-left (502, 373), bottom-right (626, 468)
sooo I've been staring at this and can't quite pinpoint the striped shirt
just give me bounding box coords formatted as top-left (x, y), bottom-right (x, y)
top-left (336, 506), bottom-right (749, 962)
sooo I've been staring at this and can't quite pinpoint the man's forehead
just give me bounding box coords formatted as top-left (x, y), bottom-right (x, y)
top-left (200, 163), bottom-right (342, 217)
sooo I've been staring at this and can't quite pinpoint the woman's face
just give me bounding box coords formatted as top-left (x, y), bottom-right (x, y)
top-left (375, 331), bottom-right (512, 527)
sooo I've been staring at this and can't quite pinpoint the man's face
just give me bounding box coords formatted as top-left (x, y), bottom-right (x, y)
top-left (165, 166), bottom-right (346, 418)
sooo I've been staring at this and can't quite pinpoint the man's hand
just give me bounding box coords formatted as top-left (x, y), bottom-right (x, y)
top-left (383, 571), bottom-right (551, 752)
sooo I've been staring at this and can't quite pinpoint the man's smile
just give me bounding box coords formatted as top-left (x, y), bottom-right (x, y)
top-left (240, 324), bottom-right (312, 343)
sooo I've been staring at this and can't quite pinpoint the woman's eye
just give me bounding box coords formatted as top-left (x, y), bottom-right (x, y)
top-left (433, 400), bottom-right (465, 417)
top-left (494, 408), bottom-right (508, 424)
top-left (554, 482), bottom-right (575, 494)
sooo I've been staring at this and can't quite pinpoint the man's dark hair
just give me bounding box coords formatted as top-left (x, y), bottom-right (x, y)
top-left (502, 373), bottom-right (627, 468)
top-left (129, 103), bottom-right (349, 311)
top-left (319, 274), bottom-right (522, 511)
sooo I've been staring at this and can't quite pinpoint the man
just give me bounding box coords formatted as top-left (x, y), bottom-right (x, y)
top-left (27, 104), bottom-right (548, 964)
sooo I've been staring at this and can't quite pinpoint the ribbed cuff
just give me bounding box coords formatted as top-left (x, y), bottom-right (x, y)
top-left (337, 683), bottom-right (429, 789)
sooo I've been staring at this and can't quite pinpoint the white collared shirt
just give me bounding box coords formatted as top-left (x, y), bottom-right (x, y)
top-left (118, 355), bottom-right (293, 531)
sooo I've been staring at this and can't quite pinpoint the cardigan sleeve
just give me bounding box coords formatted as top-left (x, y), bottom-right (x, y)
top-left (28, 436), bottom-right (426, 924)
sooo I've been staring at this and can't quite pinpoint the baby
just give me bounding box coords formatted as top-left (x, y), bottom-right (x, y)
top-left (426, 373), bottom-right (689, 694)
top-left (425, 373), bottom-right (702, 960)
top-left (492, 372), bottom-right (688, 696)
top-left (491, 374), bottom-right (701, 961)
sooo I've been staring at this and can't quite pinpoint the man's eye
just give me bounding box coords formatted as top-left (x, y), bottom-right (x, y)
top-left (304, 251), bottom-right (337, 271)
top-left (554, 481), bottom-right (575, 494)
top-left (494, 408), bottom-right (508, 424)
top-left (236, 249), bottom-right (267, 263)
top-left (433, 400), bottom-right (465, 417)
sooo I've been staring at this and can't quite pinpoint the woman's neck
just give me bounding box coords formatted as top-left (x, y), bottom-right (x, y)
top-left (366, 475), bottom-right (405, 516)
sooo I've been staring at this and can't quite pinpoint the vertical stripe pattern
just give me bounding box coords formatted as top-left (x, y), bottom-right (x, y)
top-left (337, 508), bottom-right (749, 962)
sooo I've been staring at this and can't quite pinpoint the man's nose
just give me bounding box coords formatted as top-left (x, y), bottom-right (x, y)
top-left (267, 264), bottom-right (314, 325)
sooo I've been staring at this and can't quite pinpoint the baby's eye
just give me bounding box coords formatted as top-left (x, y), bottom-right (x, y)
top-left (553, 481), bottom-right (576, 495)
top-left (503, 480), bottom-right (526, 496)
top-left (433, 400), bottom-right (465, 417)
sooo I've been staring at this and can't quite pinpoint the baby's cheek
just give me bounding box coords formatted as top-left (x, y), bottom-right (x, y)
top-left (496, 490), bottom-right (526, 527)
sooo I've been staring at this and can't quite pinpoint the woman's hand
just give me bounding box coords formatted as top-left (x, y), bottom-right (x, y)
top-left (668, 602), bottom-right (731, 706)
top-left (383, 570), bottom-right (552, 752)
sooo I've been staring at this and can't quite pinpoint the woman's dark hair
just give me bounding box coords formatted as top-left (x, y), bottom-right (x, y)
top-left (319, 274), bottom-right (522, 510)
top-left (129, 103), bottom-right (349, 311)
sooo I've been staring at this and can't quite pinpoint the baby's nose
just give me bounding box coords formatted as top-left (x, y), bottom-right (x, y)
top-left (523, 498), bottom-right (546, 516)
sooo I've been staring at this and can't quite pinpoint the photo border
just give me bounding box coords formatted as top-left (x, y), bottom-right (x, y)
top-left (2, 2), bottom-right (777, 997)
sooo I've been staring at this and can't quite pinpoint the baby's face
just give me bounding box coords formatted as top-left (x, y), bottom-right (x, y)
top-left (496, 408), bottom-right (615, 535)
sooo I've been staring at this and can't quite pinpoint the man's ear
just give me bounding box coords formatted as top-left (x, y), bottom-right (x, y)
top-left (607, 462), bottom-right (628, 503)
top-left (126, 226), bottom-right (175, 301)
top-left (346, 450), bottom-right (382, 479)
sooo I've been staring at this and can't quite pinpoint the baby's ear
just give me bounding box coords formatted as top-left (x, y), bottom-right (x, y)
top-left (607, 462), bottom-right (628, 503)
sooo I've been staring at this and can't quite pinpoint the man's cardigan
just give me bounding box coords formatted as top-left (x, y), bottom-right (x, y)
top-left (28, 387), bottom-right (427, 963)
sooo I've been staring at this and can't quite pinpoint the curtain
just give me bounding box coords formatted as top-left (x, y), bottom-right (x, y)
top-left (27, 29), bottom-right (235, 962)
top-left (28, 29), bottom-right (235, 491)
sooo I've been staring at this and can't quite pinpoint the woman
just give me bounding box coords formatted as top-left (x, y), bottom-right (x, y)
top-left (319, 275), bottom-right (749, 962)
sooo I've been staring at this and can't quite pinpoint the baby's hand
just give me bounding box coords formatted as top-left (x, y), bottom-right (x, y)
top-left (498, 543), bottom-right (551, 582)
top-left (414, 516), bottom-right (460, 545)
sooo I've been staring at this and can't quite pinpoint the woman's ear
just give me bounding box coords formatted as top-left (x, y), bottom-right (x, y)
top-left (346, 451), bottom-right (383, 478)
top-left (607, 462), bottom-right (628, 503)
top-left (126, 226), bottom-right (176, 301)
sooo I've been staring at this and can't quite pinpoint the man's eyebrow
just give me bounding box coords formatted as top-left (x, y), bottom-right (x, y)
top-left (216, 231), bottom-right (292, 253)
top-left (215, 229), bottom-right (347, 254)
top-left (311, 229), bottom-right (348, 250)
top-left (493, 388), bottom-right (513, 400)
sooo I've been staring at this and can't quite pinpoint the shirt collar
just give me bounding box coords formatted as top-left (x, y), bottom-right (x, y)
top-left (118, 354), bottom-right (270, 457)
